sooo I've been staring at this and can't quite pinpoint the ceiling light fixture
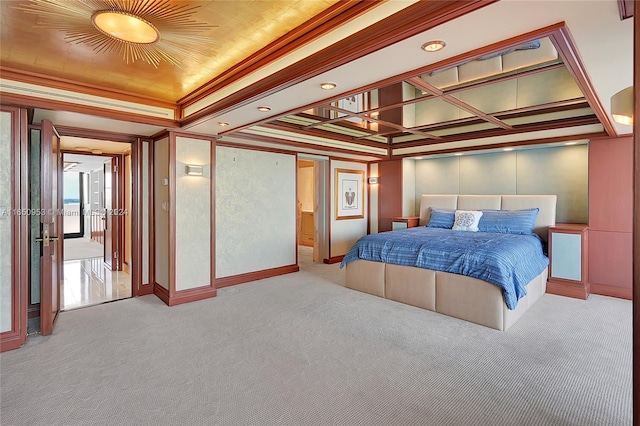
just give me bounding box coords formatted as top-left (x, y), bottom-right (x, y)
top-left (218, 121), bottom-right (229, 127)
top-left (611, 86), bottom-right (633, 125)
top-left (503, 148), bottom-right (514, 151)
top-left (17, 0), bottom-right (217, 68)
top-left (320, 82), bottom-right (337, 90)
top-left (257, 106), bottom-right (271, 112)
top-left (92, 11), bottom-right (159, 44)
top-left (564, 142), bottom-right (577, 146)
top-left (421, 40), bottom-right (446, 52)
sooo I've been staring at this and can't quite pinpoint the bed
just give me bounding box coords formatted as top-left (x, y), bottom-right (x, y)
top-left (341, 194), bottom-right (557, 331)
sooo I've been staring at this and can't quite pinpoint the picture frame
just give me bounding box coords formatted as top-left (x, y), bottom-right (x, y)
top-left (335, 168), bottom-right (364, 220)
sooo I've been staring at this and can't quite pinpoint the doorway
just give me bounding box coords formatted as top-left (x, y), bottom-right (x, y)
top-left (61, 151), bottom-right (132, 311)
top-left (297, 155), bottom-right (329, 267)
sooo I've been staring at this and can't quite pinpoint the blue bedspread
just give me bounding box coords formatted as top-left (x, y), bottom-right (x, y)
top-left (340, 227), bottom-right (549, 310)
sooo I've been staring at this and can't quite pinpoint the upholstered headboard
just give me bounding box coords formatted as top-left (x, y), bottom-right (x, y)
top-left (419, 194), bottom-right (557, 241)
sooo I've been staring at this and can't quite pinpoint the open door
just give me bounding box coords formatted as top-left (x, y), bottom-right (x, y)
top-left (38, 119), bottom-right (62, 336)
top-left (103, 157), bottom-right (120, 270)
top-left (104, 158), bottom-right (113, 269)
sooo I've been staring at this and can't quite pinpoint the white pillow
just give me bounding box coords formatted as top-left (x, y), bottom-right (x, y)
top-left (452, 210), bottom-right (483, 232)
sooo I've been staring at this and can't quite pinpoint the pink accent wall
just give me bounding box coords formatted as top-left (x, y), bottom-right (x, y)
top-left (589, 137), bottom-right (633, 232)
top-left (588, 136), bottom-right (633, 298)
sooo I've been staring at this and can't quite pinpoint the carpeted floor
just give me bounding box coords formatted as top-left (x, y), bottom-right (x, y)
top-left (0, 260), bottom-right (632, 426)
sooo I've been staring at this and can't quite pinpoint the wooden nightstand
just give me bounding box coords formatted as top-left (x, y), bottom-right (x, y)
top-left (546, 223), bottom-right (589, 299)
top-left (391, 216), bottom-right (420, 230)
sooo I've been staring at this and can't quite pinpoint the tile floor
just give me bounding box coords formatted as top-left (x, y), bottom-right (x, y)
top-left (62, 257), bottom-right (131, 311)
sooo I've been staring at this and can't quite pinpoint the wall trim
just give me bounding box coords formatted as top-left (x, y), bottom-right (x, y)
top-left (165, 286), bottom-right (218, 307)
top-left (323, 255), bottom-right (344, 264)
top-left (216, 265), bottom-right (299, 289)
top-left (590, 283), bottom-right (632, 300)
top-left (153, 283), bottom-right (170, 305)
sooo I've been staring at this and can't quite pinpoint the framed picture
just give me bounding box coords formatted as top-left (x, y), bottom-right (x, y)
top-left (335, 168), bottom-right (364, 220)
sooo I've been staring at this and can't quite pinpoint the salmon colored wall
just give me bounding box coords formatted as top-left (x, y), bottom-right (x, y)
top-left (588, 136), bottom-right (633, 299)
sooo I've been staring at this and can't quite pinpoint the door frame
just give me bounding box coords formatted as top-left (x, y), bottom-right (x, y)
top-left (0, 106), bottom-right (29, 352)
top-left (57, 132), bottom-right (147, 297)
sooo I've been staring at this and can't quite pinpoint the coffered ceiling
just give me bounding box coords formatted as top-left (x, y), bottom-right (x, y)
top-left (0, 0), bottom-right (634, 161)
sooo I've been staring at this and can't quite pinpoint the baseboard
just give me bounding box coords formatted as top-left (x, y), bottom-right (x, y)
top-left (167, 286), bottom-right (217, 306)
top-left (546, 279), bottom-right (589, 300)
top-left (0, 332), bottom-right (26, 353)
top-left (323, 255), bottom-right (344, 264)
top-left (216, 264), bottom-right (299, 289)
top-left (153, 282), bottom-right (170, 305)
top-left (590, 283), bottom-right (632, 300)
top-left (136, 283), bottom-right (154, 296)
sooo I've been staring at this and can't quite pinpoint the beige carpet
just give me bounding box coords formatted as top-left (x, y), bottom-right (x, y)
top-left (64, 237), bottom-right (103, 261)
top-left (0, 261), bottom-right (632, 425)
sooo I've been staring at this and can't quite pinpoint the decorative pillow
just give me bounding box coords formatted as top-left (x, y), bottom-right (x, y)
top-left (452, 210), bottom-right (483, 232)
top-left (426, 208), bottom-right (455, 229)
top-left (478, 208), bottom-right (539, 235)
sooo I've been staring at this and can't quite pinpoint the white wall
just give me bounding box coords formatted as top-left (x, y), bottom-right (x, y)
top-left (402, 158), bottom-right (416, 216)
top-left (216, 146), bottom-right (296, 278)
top-left (414, 144), bottom-right (589, 223)
top-left (330, 160), bottom-right (367, 257)
top-left (175, 136), bottom-right (211, 291)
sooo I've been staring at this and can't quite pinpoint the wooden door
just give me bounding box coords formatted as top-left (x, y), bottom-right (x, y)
top-left (104, 158), bottom-right (115, 269)
top-left (39, 120), bottom-right (62, 336)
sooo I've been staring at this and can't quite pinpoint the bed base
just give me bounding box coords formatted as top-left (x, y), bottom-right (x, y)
top-left (345, 259), bottom-right (547, 331)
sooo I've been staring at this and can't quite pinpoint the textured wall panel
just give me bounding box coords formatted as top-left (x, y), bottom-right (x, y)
top-left (216, 147), bottom-right (296, 278)
top-left (175, 137), bottom-right (211, 291)
top-left (459, 152), bottom-right (517, 195)
top-left (0, 111), bottom-right (12, 332)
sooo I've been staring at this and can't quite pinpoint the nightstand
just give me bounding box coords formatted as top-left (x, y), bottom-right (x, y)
top-left (546, 223), bottom-right (589, 299)
top-left (391, 216), bottom-right (420, 230)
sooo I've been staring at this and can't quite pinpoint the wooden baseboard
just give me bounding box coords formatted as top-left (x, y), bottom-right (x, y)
top-left (136, 283), bottom-right (154, 296)
top-left (167, 286), bottom-right (217, 306)
top-left (590, 283), bottom-right (632, 300)
top-left (153, 282), bottom-right (217, 306)
top-left (546, 279), bottom-right (589, 300)
top-left (323, 255), bottom-right (344, 264)
top-left (216, 264), bottom-right (299, 289)
top-left (153, 282), bottom-right (170, 305)
top-left (0, 332), bottom-right (26, 353)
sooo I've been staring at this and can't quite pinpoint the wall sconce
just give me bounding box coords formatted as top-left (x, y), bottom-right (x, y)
top-left (611, 86), bottom-right (633, 125)
top-left (367, 177), bottom-right (379, 185)
top-left (185, 165), bottom-right (203, 176)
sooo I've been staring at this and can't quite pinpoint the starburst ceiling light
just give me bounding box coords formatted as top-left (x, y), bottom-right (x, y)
top-left (17, 0), bottom-right (217, 68)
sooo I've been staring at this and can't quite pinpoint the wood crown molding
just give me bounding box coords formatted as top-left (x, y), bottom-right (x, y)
top-left (179, 0), bottom-right (498, 126)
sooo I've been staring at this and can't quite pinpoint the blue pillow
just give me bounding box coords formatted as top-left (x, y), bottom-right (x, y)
top-left (477, 208), bottom-right (539, 235)
top-left (426, 208), bottom-right (455, 229)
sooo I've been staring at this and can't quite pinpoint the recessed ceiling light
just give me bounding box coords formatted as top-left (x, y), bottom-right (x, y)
top-left (421, 40), bottom-right (446, 52)
top-left (414, 157), bottom-right (423, 160)
top-left (218, 121), bottom-right (229, 127)
top-left (320, 82), bottom-right (337, 90)
top-left (454, 153), bottom-right (464, 156)
top-left (503, 148), bottom-right (514, 151)
top-left (257, 106), bottom-right (271, 112)
top-left (564, 142), bottom-right (577, 146)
